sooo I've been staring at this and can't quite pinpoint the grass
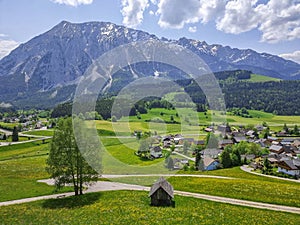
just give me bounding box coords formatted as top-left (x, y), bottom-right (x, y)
top-left (0, 156), bottom-right (72, 202)
top-left (0, 136), bottom-right (34, 142)
top-left (100, 137), bottom-right (171, 174)
top-left (171, 167), bottom-right (300, 207)
top-left (23, 130), bottom-right (54, 136)
top-left (0, 141), bottom-right (73, 201)
top-left (247, 74), bottom-right (281, 82)
top-left (0, 122), bottom-right (18, 130)
top-left (0, 191), bottom-right (299, 224)
top-left (0, 140), bottom-right (50, 161)
top-left (118, 108), bottom-right (300, 129)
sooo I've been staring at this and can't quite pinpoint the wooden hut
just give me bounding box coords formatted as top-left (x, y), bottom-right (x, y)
top-left (149, 177), bottom-right (174, 207)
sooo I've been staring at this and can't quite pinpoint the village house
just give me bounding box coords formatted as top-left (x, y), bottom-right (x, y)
top-left (150, 146), bottom-right (163, 159)
top-left (232, 136), bottom-right (247, 143)
top-left (202, 148), bottom-right (223, 159)
top-left (277, 159), bottom-right (300, 176)
top-left (203, 157), bottom-right (220, 171)
top-left (217, 124), bottom-right (231, 133)
top-left (269, 145), bottom-right (284, 154)
top-left (219, 139), bottom-right (234, 149)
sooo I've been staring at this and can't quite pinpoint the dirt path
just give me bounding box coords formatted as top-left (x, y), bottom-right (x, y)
top-left (1, 179), bottom-right (300, 215)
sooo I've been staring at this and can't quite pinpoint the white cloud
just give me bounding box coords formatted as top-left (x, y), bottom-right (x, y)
top-left (188, 26), bottom-right (197, 33)
top-left (279, 51), bottom-right (300, 64)
top-left (216, 0), bottom-right (259, 34)
top-left (0, 34), bottom-right (8, 38)
top-left (255, 0), bottom-right (300, 43)
top-left (121, 0), bottom-right (149, 28)
top-left (50, 0), bottom-right (93, 7)
top-left (157, 0), bottom-right (201, 29)
top-left (149, 10), bottom-right (155, 15)
top-left (198, 0), bottom-right (226, 23)
top-left (154, 0), bottom-right (300, 43)
top-left (0, 39), bottom-right (19, 59)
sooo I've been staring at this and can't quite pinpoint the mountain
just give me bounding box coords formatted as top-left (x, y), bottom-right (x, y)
top-left (0, 21), bottom-right (300, 108)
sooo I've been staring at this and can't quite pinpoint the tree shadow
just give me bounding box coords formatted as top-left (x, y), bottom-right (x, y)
top-left (42, 192), bottom-right (102, 209)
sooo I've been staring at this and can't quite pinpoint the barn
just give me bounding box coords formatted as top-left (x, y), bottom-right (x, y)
top-left (149, 177), bottom-right (174, 207)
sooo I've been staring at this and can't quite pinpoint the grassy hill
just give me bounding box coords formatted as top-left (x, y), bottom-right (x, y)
top-left (247, 74), bottom-right (281, 82)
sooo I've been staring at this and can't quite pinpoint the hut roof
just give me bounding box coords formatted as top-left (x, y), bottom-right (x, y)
top-left (149, 177), bottom-right (174, 198)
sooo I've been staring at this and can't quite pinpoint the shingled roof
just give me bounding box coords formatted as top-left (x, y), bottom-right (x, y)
top-left (149, 177), bottom-right (174, 198)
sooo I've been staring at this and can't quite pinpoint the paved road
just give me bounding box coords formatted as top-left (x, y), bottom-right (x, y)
top-left (0, 136), bottom-right (52, 147)
top-left (0, 128), bottom-right (12, 135)
top-left (1, 178), bottom-right (300, 215)
top-left (240, 165), bottom-right (300, 183)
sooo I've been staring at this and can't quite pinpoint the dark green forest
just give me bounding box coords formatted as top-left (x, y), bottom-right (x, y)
top-left (48, 70), bottom-right (300, 118)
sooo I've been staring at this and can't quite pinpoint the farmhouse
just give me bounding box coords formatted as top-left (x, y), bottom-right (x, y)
top-left (269, 145), bottom-right (284, 154)
top-left (277, 159), bottom-right (300, 176)
top-left (232, 136), bottom-right (247, 143)
top-left (149, 177), bottom-right (174, 207)
top-left (150, 146), bottom-right (163, 159)
top-left (202, 148), bottom-right (222, 159)
top-left (203, 157), bottom-right (220, 171)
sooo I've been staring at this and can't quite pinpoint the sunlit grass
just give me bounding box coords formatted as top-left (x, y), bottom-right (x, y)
top-left (0, 191), bottom-right (299, 225)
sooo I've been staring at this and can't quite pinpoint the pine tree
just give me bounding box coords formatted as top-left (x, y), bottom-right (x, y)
top-left (12, 126), bottom-right (19, 142)
top-left (220, 149), bottom-right (232, 168)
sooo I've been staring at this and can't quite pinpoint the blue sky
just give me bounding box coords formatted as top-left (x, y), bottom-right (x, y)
top-left (0, 0), bottom-right (300, 63)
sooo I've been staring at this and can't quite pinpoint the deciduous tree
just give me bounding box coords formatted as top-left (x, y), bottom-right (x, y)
top-left (46, 117), bottom-right (100, 196)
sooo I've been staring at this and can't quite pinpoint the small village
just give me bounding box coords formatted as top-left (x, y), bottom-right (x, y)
top-left (136, 123), bottom-right (300, 179)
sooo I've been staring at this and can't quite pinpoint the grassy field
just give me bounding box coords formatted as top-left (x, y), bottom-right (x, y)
top-left (23, 130), bottom-right (54, 136)
top-left (0, 122), bottom-right (18, 130)
top-left (0, 155), bottom-right (72, 202)
top-left (0, 140), bottom-right (50, 161)
top-left (0, 191), bottom-right (299, 225)
top-left (169, 176), bottom-right (300, 207)
top-left (107, 167), bottom-right (300, 207)
top-left (247, 74), bottom-right (281, 82)
top-left (0, 140), bottom-right (72, 201)
top-left (116, 108), bottom-right (300, 129)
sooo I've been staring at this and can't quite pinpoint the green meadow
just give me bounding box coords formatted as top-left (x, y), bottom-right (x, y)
top-left (0, 191), bottom-right (299, 225)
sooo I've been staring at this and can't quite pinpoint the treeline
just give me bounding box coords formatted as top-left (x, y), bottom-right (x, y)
top-left (51, 70), bottom-right (300, 118)
top-left (183, 76), bottom-right (300, 115)
top-left (51, 97), bottom-right (177, 119)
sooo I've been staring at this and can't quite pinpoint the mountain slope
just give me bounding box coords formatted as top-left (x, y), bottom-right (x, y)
top-left (0, 21), bottom-right (299, 108)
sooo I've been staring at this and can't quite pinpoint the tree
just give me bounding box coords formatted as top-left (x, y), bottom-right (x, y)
top-left (46, 117), bottom-right (99, 196)
top-left (220, 149), bottom-right (232, 168)
top-left (205, 133), bottom-right (218, 148)
top-left (137, 139), bottom-right (149, 158)
top-left (195, 150), bottom-right (201, 170)
top-left (12, 126), bottom-right (19, 142)
top-left (283, 123), bottom-right (289, 133)
top-left (111, 115), bottom-right (117, 122)
top-left (170, 144), bottom-right (175, 152)
top-left (294, 125), bottom-right (299, 135)
top-left (165, 156), bottom-right (174, 170)
top-left (197, 158), bottom-right (205, 171)
top-left (183, 140), bottom-right (190, 155)
top-left (2, 133), bottom-right (6, 141)
top-left (170, 115), bottom-right (174, 122)
top-left (263, 157), bottom-right (271, 173)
